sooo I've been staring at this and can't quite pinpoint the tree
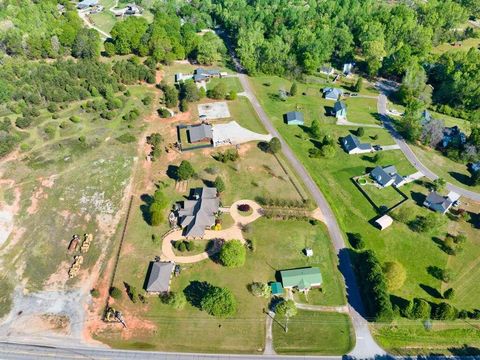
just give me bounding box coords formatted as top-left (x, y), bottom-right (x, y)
top-left (357, 127), bottom-right (365, 137)
top-left (226, 90), bottom-right (237, 100)
top-left (432, 178), bottom-right (446, 192)
top-left (349, 233), bottom-right (365, 250)
top-left (179, 99), bottom-right (189, 112)
top-left (176, 160), bottom-right (195, 180)
top-left (410, 298), bottom-right (431, 319)
top-left (163, 84), bottom-right (179, 108)
top-left (126, 283), bottom-right (139, 303)
top-left (382, 261), bottom-right (407, 291)
top-left (310, 119), bottom-right (322, 139)
top-left (200, 286), bottom-right (237, 317)
top-left (149, 189), bottom-right (168, 226)
top-left (354, 78), bottom-right (363, 93)
top-left (443, 288), bottom-right (455, 300)
top-left (164, 291), bottom-right (187, 309)
top-left (208, 82), bottom-right (227, 99)
top-left (433, 302), bottom-right (458, 320)
top-left (214, 176), bottom-right (225, 193)
top-left (420, 118), bottom-right (445, 148)
top-left (249, 282), bottom-right (271, 298)
top-left (109, 287), bottom-right (122, 299)
top-left (276, 299), bottom-right (297, 333)
top-left (268, 137), bottom-right (281, 153)
top-left (290, 82), bottom-right (298, 96)
top-left (72, 28), bottom-right (100, 59)
top-left (219, 240), bottom-right (246, 267)
top-left (180, 80), bottom-right (199, 102)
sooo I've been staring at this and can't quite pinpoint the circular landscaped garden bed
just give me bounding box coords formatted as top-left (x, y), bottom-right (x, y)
top-left (237, 204), bottom-right (253, 216)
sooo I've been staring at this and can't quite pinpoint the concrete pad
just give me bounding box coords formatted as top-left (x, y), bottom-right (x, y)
top-left (198, 102), bottom-right (230, 120)
top-left (212, 121), bottom-right (272, 147)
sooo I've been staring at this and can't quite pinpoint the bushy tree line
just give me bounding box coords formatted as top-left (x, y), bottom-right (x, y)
top-left (354, 250), bottom-right (394, 322)
top-left (106, 8), bottom-right (225, 65)
top-left (0, 0), bottom-right (99, 59)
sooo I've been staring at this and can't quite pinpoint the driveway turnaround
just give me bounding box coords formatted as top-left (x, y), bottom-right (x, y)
top-left (377, 94), bottom-right (480, 202)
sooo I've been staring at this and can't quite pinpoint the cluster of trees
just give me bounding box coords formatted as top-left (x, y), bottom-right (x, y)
top-left (0, 118), bottom-right (25, 158)
top-left (213, 149), bottom-right (239, 163)
top-left (146, 133), bottom-right (163, 161)
top-left (106, 9), bottom-right (225, 66)
top-left (148, 189), bottom-right (169, 226)
top-left (355, 250), bottom-right (394, 322)
top-left (202, 0), bottom-right (474, 78)
top-left (0, 0), bottom-right (100, 59)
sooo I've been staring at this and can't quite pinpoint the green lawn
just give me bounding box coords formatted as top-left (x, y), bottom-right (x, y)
top-left (372, 320), bottom-right (480, 355)
top-left (207, 77), bottom-right (244, 93)
top-left (344, 97), bottom-right (380, 125)
top-left (411, 144), bottom-right (480, 192)
top-left (273, 311), bottom-right (354, 355)
top-left (97, 217), bottom-right (348, 353)
top-left (249, 74), bottom-right (480, 354)
top-left (432, 37), bottom-right (480, 55)
top-left (360, 181), bottom-right (407, 210)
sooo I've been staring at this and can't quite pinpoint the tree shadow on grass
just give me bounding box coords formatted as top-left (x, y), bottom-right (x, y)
top-left (448, 345), bottom-right (480, 356)
top-left (419, 284), bottom-right (442, 299)
top-left (431, 236), bottom-right (447, 252)
top-left (324, 106), bottom-right (333, 116)
top-left (166, 165), bottom-right (179, 180)
top-left (202, 178), bottom-right (214, 187)
top-left (410, 191), bottom-right (426, 206)
top-left (468, 212), bottom-right (480, 229)
top-left (183, 281), bottom-right (213, 309)
top-left (140, 193), bottom-right (154, 225)
top-left (448, 171), bottom-right (472, 186)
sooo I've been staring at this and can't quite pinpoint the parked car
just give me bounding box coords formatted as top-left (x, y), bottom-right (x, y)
top-left (373, 145), bottom-right (382, 151)
top-left (351, 93), bottom-right (358, 97)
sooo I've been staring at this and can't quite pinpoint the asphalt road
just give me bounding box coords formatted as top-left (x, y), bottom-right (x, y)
top-left (0, 341), bottom-right (343, 360)
top-left (237, 74), bottom-right (385, 358)
top-left (377, 94), bottom-right (480, 202)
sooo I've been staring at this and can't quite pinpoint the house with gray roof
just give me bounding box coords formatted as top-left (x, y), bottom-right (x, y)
top-left (332, 101), bottom-right (347, 119)
top-left (424, 191), bottom-right (460, 214)
top-left (342, 134), bottom-right (373, 154)
top-left (284, 111), bottom-right (304, 125)
top-left (177, 187), bottom-right (219, 238)
top-left (323, 87), bottom-right (343, 101)
top-left (145, 261), bottom-right (175, 293)
top-left (186, 123), bottom-right (213, 143)
top-left (77, 0), bottom-right (98, 9)
top-left (370, 165), bottom-right (406, 188)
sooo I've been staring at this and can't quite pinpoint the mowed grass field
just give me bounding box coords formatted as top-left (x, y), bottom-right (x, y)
top-left (273, 311), bottom-right (354, 355)
top-left (98, 218), bottom-right (349, 353)
top-left (249, 75), bottom-right (480, 354)
top-left (93, 75), bottom-right (352, 353)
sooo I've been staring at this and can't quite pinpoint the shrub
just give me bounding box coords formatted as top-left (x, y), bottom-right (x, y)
top-left (185, 241), bottom-right (193, 252)
top-left (249, 282), bottom-right (271, 298)
top-left (176, 160), bottom-right (195, 180)
top-left (432, 302), bottom-right (458, 320)
top-left (443, 288), bottom-right (455, 300)
top-left (69, 115), bottom-right (81, 123)
top-left (268, 137), bottom-right (281, 153)
top-left (290, 82), bottom-right (298, 96)
top-left (410, 298), bottom-right (431, 319)
top-left (109, 287), bottom-right (122, 299)
top-left (382, 261), bottom-right (406, 291)
top-left (357, 127), bottom-right (365, 137)
top-left (219, 240), bottom-right (246, 267)
top-left (349, 233), bottom-right (365, 250)
top-left (126, 284), bottom-right (139, 303)
top-left (237, 204), bottom-right (251, 212)
top-left (200, 286), bottom-right (237, 317)
top-left (116, 133), bottom-right (136, 144)
top-left (214, 176), bottom-right (225, 193)
top-left (226, 90), bottom-right (237, 100)
top-left (164, 291), bottom-right (186, 309)
top-left (207, 83), bottom-right (227, 99)
top-left (15, 117), bottom-right (33, 129)
top-left (179, 99), bottom-right (189, 112)
top-left (142, 95), bottom-right (153, 105)
top-left (90, 289), bottom-right (100, 298)
top-left (276, 299), bottom-right (297, 318)
top-left (158, 108), bottom-right (171, 118)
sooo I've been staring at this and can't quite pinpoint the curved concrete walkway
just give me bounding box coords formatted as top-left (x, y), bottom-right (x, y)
top-left (161, 200), bottom-right (262, 264)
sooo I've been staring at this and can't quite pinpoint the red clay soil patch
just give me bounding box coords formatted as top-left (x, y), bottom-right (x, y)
top-left (237, 143), bottom-right (254, 156)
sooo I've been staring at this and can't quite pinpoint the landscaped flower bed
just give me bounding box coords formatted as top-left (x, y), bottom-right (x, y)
top-left (237, 204), bottom-right (253, 216)
top-left (357, 177), bottom-right (367, 185)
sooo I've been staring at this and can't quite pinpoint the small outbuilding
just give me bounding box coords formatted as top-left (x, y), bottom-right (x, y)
top-left (77, 0), bottom-right (98, 9)
top-left (304, 248), bottom-right (313, 257)
top-left (145, 261), bottom-right (175, 293)
top-left (375, 215), bottom-right (393, 230)
top-left (270, 282), bottom-right (284, 296)
top-left (284, 111), bottom-right (304, 125)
